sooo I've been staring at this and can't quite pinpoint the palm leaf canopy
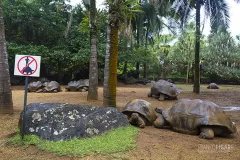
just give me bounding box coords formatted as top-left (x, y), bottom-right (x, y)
top-left (105, 0), bottom-right (142, 27)
top-left (171, 0), bottom-right (232, 32)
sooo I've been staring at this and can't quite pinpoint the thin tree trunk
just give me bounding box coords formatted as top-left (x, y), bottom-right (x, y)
top-left (0, 1), bottom-right (13, 114)
top-left (135, 0), bottom-right (142, 79)
top-left (64, 10), bottom-right (73, 39)
top-left (123, 61), bottom-right (127, 80)
top-left (143, 27), bottom-right (149, 78)
top-left (136, 62), bottom-right (140, 78)
top-left (193, 0), bottom-right (200, 93)
top-left (186, 57), bottom-right (190, 84)
top-left (105, 25), bottom-right (119, 107)
top-left (103, 25), bottom-right (111, 106)
top-left (186, 39), bottom-right (192, 84)
top-left (88, 0), bottom-right (98, 100)
top-left (136, 18), bottom-right (140, 78)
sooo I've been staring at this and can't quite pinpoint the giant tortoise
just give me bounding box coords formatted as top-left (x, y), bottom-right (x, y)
top-left (42, 81), bottom-right (61, 92)
top-left (148, 79), bottom-right (180, 100)
top-left (154, 99), bottom-right (237, 139)
top-left (122, 99), bottom-right (157, 128)
top-left (28, 81), bottom-right (43, 92)
top-left (207, 83), bottom-right (219, 89)
top-left (65, 79), bottom-right (89, 92)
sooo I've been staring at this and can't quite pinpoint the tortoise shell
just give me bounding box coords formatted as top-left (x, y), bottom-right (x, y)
top-left (43, 81), bottom-right (61, 92)
top-left (150, 80), bottom-right (179, 98)
top-left (66, 79), bottom-right (89, 91)
top-left (122, 99), bottom-right (157, 124)
top-left (28, 81), bottom-right (43, 92)
top-left (162, 99), bottom-right (237, 134)
top-left (207, 83), bottom-right (219, 89)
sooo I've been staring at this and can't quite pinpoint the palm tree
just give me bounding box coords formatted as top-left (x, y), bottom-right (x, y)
top-left (103, 0), bottom-right (140, 107)
top-left (172, 0), bottom-right (237, 93)
top-left (0, 0), bottom-right (13, 114)
top-left (87, 0), bottom-right (98, 100)
top-left (133, 0), bottom-right (174, 78)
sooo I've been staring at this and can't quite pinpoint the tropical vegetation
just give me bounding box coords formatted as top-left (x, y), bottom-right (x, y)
top-left (0, 0), bottom-right (239, 111)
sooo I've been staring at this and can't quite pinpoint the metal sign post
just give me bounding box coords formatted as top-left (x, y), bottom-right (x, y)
top-left (21, 76), bottom-right (29, 139)
top-left (14, 55), bottom-right (41, 139)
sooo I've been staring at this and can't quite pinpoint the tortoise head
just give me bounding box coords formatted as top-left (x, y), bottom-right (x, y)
top-left (155, 107), bottom-right (163, 114)
top-left (131, 113), bottom-right (139, 121)
top-left (169, 85), bottom-right (180, 95)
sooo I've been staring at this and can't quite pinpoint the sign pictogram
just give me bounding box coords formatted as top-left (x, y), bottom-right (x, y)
top-left (14, 55), bottom-right (41, 77)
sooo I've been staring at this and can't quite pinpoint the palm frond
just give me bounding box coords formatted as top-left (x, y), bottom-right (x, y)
top-left (206, 0), bottom-right (230, 32)
top-left (171, 0), bottom-right (194, 28)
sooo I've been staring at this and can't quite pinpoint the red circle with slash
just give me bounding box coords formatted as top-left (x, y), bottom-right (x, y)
top-left (17, 56), bottom-right (38, 76)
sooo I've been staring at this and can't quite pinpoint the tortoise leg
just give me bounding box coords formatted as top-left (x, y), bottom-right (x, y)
top-left (147, 92), bottom-right (152, 97)
top-left (37, 89), bottom-right (43, 93)
top-left (158, 94), bottom-right (165, 101)
top-left (199, 127), bottom-right (214, 139)
top-left (155, 107), bottom-right (163, 114)
top-left (154, 114), bottom-right (167, 128)
top-left (137, 116), bottom-right (146, 128)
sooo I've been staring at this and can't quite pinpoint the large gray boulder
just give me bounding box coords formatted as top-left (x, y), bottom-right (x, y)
top-left (19, 103), bottom-right (129, 141)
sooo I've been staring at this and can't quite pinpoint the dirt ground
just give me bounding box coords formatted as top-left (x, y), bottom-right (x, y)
top-left (0, 83), bottom-right (240, 160)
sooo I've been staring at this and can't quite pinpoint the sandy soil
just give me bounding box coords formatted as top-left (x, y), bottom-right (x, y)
top-left (0, 83), bottom-right (240, 160)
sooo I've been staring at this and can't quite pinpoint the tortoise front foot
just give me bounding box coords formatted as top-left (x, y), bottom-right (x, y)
top-left (139, 124), bottom-right (145, 128)
top-left (199, 127), bottom-right (214, 139)
top-left (137, 116), bottom-right (146, 128)
top-left (147, 92), bottom-right (152, 97)
top-left (36, 89), bottom-right (43, 93)
top-left (158, 94), bottom-right (165, 101)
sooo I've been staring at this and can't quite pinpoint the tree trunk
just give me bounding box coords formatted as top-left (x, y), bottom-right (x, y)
top-left (143, 27), bottom-right (149, 79)
top-left (0, 1), bottom-right (13, 114)
top-left (135, 1), bottom-right (142, 79)
top-left (87, 0), bottom-right (98, 100)
top-left (186, 42), bottom-right (192, 84)
top-left (186, 59), bottom-right (190, 84)
top-left (64, 10), bottom-right (73, 39)
top-left (104, 24), bottom-right (119, 107)
top-left (161, 69), bottom-right (167, 80)
top-left (103, 25), bottom-right (111, 106)
top-left (193, 0), bottom-right (200, 94)
top-left (123, 61), bottom-right (127, 80)
top-left (136, 62), bottom-right (140, 78)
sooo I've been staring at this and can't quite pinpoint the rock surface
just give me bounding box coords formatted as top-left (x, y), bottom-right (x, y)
top-left (19, 103), bottom-right (129, 141)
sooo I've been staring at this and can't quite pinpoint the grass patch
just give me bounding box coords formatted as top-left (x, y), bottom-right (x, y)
top-left (7, 126), bottom-right (139, 157)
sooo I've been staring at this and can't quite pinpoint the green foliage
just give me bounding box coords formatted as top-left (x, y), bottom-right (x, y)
top-left (79, 9), bottom-right (108, 33)
top-left (202, 31), bottom-right (240, 82)
top-left (2, 0), bottom-right (240, 83)
top-left (3, 0), bottom-right (71, 46)
top-left (7, 126), bottom-right (139, 157)
top-left (204, 65), bottom-right (240, 82)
